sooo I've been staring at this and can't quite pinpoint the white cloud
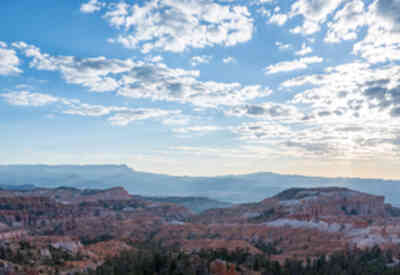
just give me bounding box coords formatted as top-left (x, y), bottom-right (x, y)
top-left (325, 0), bottom-right (367, 43)
top-left (119, 67), bottom-right (272, 107)
top-left (289, 0), bottom-right (344, 35)
top-left (295, 43), bottom-right (312, 56)
top-left (227, 103), bottom-right (300, 121)
top-left (233, 121), bottom-right (293, 141)
top-left (223, 56), bottom-right (237, 64)
top-left (191, 55), bottom-right (212, 66)
top-left (269, 13), bottom-right (288, 25)
top-left (13, 42), bottom-right (134, 92)
top-left (0, 91), bottom-right (58, 106)
top-left (162, 116), bottom-right (190, 126)
top-left (14, 42), bottom-right (271, 109)
top-left (1, 90), bottom-right (181, 126)
top-left (173, 125), bottom-right (223, 134)
top-left (352, 0), bottom-right (400, 63)
top-left (275, 41), bottom-right (292, 50)
top-left (257, 7), bottom-right (271, 17)
top-left (146, 55), bottom-right (163, 63)
top-left (102, 0), bottom-right (254, 52)
top-left (265, 56), bottom-right (323, 74)
top-left (272, 61), bottom-right (400, 159)
top-left (80, 0), bottom-right (104, 13)
top-left (108, 109), bottom-right (180, 126)
top-left (0, 42), bottom-right (22, 76)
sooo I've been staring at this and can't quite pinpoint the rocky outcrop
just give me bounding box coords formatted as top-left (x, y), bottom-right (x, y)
top-left (0, 186), bottom-right (133, 204)
top-left (210, 259), bottom-right (240, 275)
top-left (0, 186), bottom-right (398, 274)
top-left (272, 187), bottom-right (386, 218)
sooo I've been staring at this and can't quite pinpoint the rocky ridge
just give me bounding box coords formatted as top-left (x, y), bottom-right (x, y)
top-left (0, 186), bottom-right (399, 274)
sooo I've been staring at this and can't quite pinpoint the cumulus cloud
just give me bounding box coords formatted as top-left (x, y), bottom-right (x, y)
top-left (14, 42), bottom-right (271, 109)
top-left (103, 0), bottom-right (254, 53)
top-left (233, 121), bottom-right (293, 141)
top-left (265, 56), bottom-right (323, 74)
top-left (227, 103), bottom-right (300, 121)
top-left (275, 41), bottom-right (292, 50)
top-left (325, 0), bottom-right (367, 43)
top-left (119, 66), bottom-right (272, 107)
top-left (13, 42), bottom-right (133, 92)
top-left (80, 0), bottom-right (105, 13)
top-left (295, 43), bottom-right (312, 56)
top-left (352, 0), bottom-right (400, 63)
top-left (0, 42), bottom-right (22, 76)
top-left (223, 56), bottom-right (237, 64)
top-left (375, 0), bottom-right (400, 32)
top-left (289, 0), bottom-right (344, 35)
top-left (0, 90), bottom-right (181, 126)
top-left (270, 61), bottom-right (400, 159)
top-left (1, 91), bottom-right (58, 106)
top-left (191, 55), bottom-right (212, 66)
top-left (269, 13), bottom-right (288, 25)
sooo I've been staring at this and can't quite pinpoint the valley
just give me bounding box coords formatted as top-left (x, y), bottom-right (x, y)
top-left (0, 185), bottom-right (399, 274)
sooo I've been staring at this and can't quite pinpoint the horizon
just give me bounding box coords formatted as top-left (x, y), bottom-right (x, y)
top-left (1, 0), bottom-right (400, 180)
top-left (2, 163), bottom-right (400, 181)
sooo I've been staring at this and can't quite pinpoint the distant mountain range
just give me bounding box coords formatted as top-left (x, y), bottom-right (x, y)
top-left (1, 164), bottom-right (400, 205)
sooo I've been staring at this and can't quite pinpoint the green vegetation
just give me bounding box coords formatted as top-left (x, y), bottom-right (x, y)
top-left (80, 245), bottom-right (400, 275)
top-left (81, 234), bottom-right (114, 245)
top-left (248, 208), bottom-right (276, 222)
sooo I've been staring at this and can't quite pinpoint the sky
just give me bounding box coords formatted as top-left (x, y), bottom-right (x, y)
top-left (1, 0), bottom-right (400, 179)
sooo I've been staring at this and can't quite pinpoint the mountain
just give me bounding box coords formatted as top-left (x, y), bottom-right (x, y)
top-left (1, 165), bottom-right (400, 205)
top-left (0, 186), bottom-right (133, 204)
top-left (0, 184), bottom-right (36, 191)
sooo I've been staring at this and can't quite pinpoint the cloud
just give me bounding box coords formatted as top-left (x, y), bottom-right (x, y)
top-left (80, 0), bottom-right (104, 13)
top-left (375, 0), bottom-right (400, 32)
top-left (269, 13), bottom-right (288, 25)
top-left (146, 55), bottom-right (163, 63)
top-left (173, 125), bottom-right (223, 135)
top-left (191, 55), bottom-right (212, 66)
top-left (103, 0), bottom-right (254, 53)
top-left (223, 56), bottom-right (237, 64)
top-left (119, 66), bottom-right (272, 107)
top-left (0, 90), bottom-right (181, 126)
top-left (289, 0), bottom-right (344, 35)
top-left (352, 0), bottom-right (400, 63)
top-left (275, 41), bottom-right (292, 50)
top-left (295, 43), bottom-right (312, 56)
top-left (0, 42), bottom-right (22, 76)
top-left (0, 91), bottom-right (58, 106)
top-left (13, 42), bottom-right (134, 92)
top-left (108, 109), bottom-right (180, 126)
top-left (269, 61), bottom-right (400, 159)
top-left (265, 56), bottom-right (323, 74)
top-left (15, 42), bottom-right (271, 108)
top-left (162, 116), bottom-right (190, 126)
top-left (325, 0), bottom-right (367, 43)
top-left (227, 103), bottom-right (300, 121)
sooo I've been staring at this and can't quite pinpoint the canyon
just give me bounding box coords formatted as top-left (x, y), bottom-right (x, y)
top-left (0, 185), bottom-right (399, 274)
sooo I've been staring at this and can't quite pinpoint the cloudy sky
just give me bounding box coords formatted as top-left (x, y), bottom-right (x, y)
top-left (1, 0), bottom-right (400, 178)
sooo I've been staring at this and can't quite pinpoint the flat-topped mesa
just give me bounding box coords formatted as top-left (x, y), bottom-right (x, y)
top-left (0, 186), bottom-right (133, 204)
top-left (272, 187), bottom-right (386, 217)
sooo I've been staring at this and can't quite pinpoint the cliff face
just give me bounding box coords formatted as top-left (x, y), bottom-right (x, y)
top-left (273, 187), bottom-right (386, 218)
top-left (0, 186), bottom-right (133, 204)
top-left (0, 186), bottom-right (399, 274)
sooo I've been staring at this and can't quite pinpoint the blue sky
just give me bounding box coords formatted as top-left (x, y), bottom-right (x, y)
top-left (1, 0), bottom-right (400, 178)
